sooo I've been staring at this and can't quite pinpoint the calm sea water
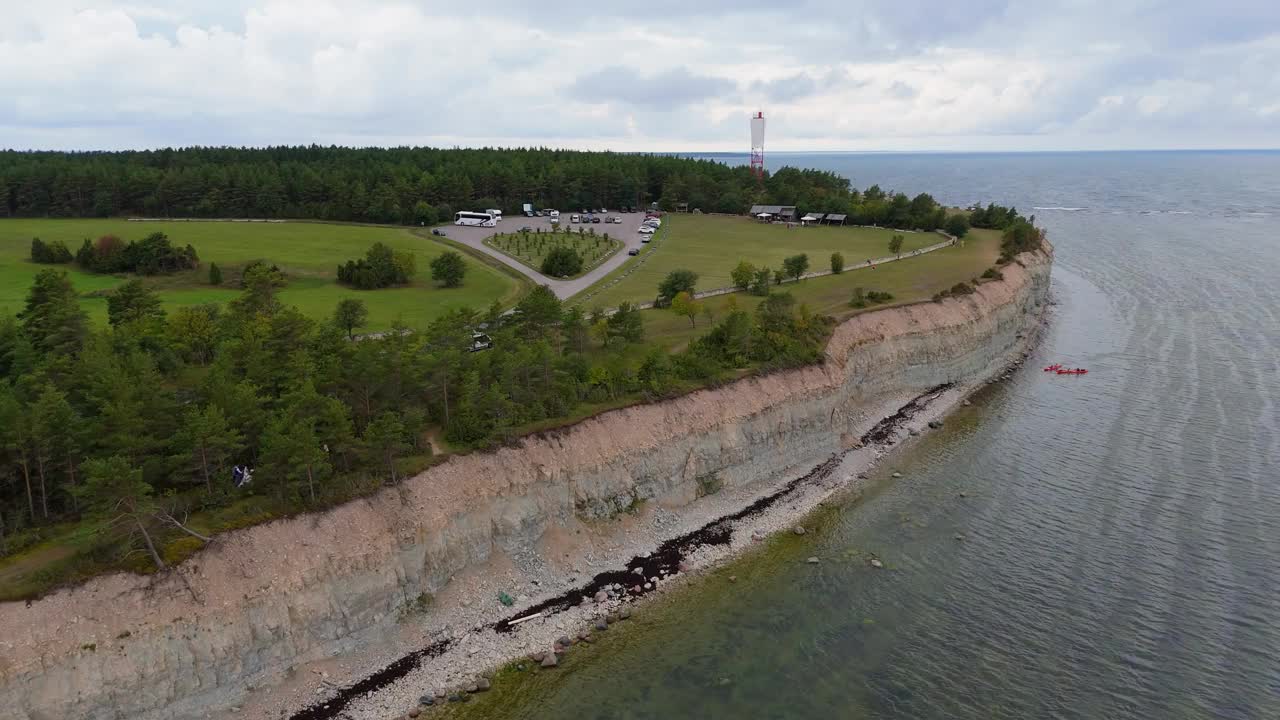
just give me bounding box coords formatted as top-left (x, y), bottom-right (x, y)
top-left (460, 152), bottom-right (1280, 719)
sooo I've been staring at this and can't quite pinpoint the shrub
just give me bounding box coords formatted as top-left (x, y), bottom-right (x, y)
top-left (656, 269), bottom-right (698, 307)
top-left (830, 252), bottom-right (844, 274)
top-left (430, 251), bottom-right (467, 288)
top-left (541, 246), bottom-right (584, 277)
top-left (31, 238), bottom-right (73, 264)
top-left (209, 262), bottom-right (223, 285)
top-left (339, 242), bottom-right (418, 289)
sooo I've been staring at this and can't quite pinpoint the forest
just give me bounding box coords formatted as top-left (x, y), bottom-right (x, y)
top-left (4, 146), bottom-right (969, 230)
top-left (0, 261), bottom-right (830, 593)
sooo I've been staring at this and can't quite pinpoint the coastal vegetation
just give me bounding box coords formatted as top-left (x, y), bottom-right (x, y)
top-left (0, 146), bottom-right (1044, 602)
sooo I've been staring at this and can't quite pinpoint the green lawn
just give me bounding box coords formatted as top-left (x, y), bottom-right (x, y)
top-left (484, 229), bottom-right (622, 278)
top-left (0, 219), bottom-right (525, 330)
top-left (579, 214), bottom-right (942, 308)
top-left (636, 226), bottom-right (1004, 346)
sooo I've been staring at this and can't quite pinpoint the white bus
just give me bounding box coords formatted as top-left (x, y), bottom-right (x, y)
top-left (455, 211), bottom-right (497, 227)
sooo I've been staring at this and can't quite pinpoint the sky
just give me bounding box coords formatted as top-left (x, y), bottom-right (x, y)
top-left (1, 0), bottom-right (1278, 152)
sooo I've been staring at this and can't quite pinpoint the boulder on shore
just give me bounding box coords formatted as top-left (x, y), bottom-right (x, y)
top-left (541, 653), bottom-right (559, 668)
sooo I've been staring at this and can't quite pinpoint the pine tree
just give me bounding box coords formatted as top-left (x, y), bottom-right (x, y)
top-left (363, 411), bottom-right (408, 482)
top-left (173, 404), bottom-right (244, 494)
top-left (209, 262), bottom-right (223, 285)
top-left (74, 456), bottom-right (165, 571)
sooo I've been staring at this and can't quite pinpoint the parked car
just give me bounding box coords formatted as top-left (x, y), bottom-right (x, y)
top-left (628, 248), bottom-right (640, 256)
top-left (570, 214), bottom-right (580, 223)
top-left (591, 216), bottom-right (601, 223)
top-left (467, 332), bottom-right (493, 353)
top-left (519, 225), bottom-right (533, 232)
top-left (639, 226), bottom-right (656, 234)
top-left (432, 228), bottom-right (446, 236)
top-left (641, 236), bottom-right (652, 243)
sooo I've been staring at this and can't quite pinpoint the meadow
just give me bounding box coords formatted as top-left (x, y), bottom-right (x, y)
top-left (579, 214), bottom-right (943, 308)
top-left (0, 219), bottom-right (525, 330)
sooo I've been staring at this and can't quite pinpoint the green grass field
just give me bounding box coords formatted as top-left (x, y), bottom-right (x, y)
top-left (0, 219), bottom-right (526, 330)
top-left (484, 229), bottom-right (622, 278)
top-left (634, 226), bottom-right (1004, 350)
top-left (580, 214), bottom-right (943, 308)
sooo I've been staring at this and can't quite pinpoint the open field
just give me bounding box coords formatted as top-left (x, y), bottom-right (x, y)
top-left (484, 228), bottom-right (623, 278)
top-left (635, 226), bottom-right (1004, 346)
top-left (579, 214), bottom-right (943, 308)
top-left (0, 219), bottom-right (525, 330)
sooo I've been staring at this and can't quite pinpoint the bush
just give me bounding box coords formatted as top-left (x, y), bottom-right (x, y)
top-left (430, 251), bottom-right (467, 288)
top-left (31, 238), bottom-right (73, 264)
top-left (950, 282), bottom-right (974, 296)
top-left (656, 269), bottom-right (698, 307)
top-left (850, 288), bottom-right (894, 308)
top-left (209, 262), bottom-right (223, 285)
top-left (830, 252), bottom-right (844, 274)
top-left (981, 268), bottom-right (1003, 280)
top-left (241, 260), bottom-right (287, 288)
top-left (945, 214), bottom-right (970, 238)
top-left (338, 242), bottom-right (417, 289)
top-left (541, 246), bottom-right (584, 277)
top-left (74, 232), bottom-right (197, 275)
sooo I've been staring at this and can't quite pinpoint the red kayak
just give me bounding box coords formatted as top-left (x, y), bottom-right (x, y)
top-left (1056, 368), bottom-right (1088, 375)
top-left (1043, 364), bottom-right (1063, 372)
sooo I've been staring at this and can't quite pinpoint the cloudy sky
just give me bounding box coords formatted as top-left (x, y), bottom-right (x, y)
top-left (2, 0), bottom-right (1278, 152)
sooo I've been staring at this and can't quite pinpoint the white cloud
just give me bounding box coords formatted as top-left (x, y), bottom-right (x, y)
top-left (0, 0), bottom-right (1278, 151)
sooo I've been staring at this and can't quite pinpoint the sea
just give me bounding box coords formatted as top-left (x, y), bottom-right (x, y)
top-left (466, 151), bottom-right (1280, 719)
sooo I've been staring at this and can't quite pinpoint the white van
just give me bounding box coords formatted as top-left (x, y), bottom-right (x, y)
top-left (549, 210), bottom-right (560, 218)
top-left (486, 208), bottom-right (503, 221)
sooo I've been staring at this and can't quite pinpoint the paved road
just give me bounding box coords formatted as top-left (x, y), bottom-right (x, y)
top-left (434, 211), bottom-right (653, 300)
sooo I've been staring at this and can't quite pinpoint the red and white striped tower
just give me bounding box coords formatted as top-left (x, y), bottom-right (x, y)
top-left (750, 110), bottom-right (766, 181)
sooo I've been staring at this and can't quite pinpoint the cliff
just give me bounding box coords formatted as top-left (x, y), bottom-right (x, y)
top-left (0, 247), bottom-right (1052, 720)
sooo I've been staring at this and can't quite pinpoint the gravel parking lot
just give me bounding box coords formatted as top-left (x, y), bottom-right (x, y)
top-left (434, 210), bottom-right (653, 299)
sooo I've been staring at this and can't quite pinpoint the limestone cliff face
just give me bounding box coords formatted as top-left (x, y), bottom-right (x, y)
top-left (0, 248), bottom-right (1052, 720)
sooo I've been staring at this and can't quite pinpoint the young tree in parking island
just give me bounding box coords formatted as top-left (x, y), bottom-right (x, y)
top-left (430, 251), bottom-right (467, 288)
top-left (334, 298), bottom-right (369, 340)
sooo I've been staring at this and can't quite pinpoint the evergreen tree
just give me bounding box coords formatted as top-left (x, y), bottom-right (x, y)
top-left (20, 270), bottom-right (88, 357)
top-left (209, 262), bottom-right (223, 285)
top-left (172, 404), bottom-right (244, 494)
top-left (363, 411), bottom-right (408, 482)
top-left (73, 456), bottom-right (165, 571)
top-left (107, 279), bottom-right (165, 326)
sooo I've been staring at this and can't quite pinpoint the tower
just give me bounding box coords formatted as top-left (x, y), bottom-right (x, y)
top-left (750, 111), bottom-right (766, 181)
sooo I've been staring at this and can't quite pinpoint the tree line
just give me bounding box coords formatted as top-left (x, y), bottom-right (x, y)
top-left (3, 146), bottom-right (1010, 230)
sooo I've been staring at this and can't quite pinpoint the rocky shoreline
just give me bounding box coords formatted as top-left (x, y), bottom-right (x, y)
top-left (282, 374), bottom-right (1033, 720)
